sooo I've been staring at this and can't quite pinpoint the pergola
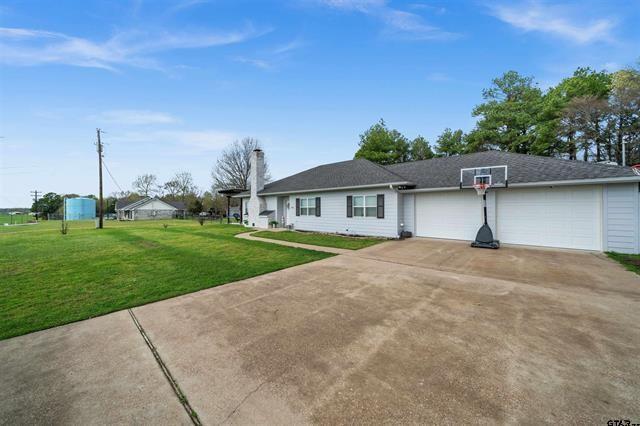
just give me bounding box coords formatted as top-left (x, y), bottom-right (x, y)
top-left (217, 188), bottom-right (245, 224)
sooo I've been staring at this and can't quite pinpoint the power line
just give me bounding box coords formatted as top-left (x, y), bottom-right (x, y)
top-left (102, 159), bottom-right (124, 193)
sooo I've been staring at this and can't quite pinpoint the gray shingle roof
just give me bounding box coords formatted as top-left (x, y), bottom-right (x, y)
top-left (234, 151), bottom-right (638, 197)
top-left (116, 196), bottom-right (185, 210)
top-left (164, 200), bottom-right (186, 210)
top-left (386, 151), bottom-right (638, 189)
top-left (115, 196), bottom-right (146, 210)
top-left (257, 158), bottom-right (411, 195)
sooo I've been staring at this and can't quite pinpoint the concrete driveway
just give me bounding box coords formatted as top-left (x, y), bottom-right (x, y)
top-left (1, 238), bottom-right (639, 424)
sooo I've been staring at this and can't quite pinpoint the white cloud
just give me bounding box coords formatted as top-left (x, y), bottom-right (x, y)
top-left (234, 38), bottom-right (306, 71)
top-left (318, 0), bottom-right (386, 12)
top-left (271, 39), bottom-right (305, 55)
top-left (233, 56), bottom-right (273, 70)
top-left (314, 0), bottom-right (457, 40)
top-left (488, 2), bottom-right (615, 44)
top-left (0, 24), bottom-right (269, 71)
top-left (95, 110), bottom-right (180, 125)
top-left (112, 129), bottom-right (238, 152)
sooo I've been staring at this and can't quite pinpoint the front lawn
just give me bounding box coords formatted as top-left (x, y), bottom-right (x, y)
top-left (0, 220), bottom-right (332, 340)
top-left (251, 230), bottom-right (386, 250)
top-left (607, 252), bottom-right (640, 275)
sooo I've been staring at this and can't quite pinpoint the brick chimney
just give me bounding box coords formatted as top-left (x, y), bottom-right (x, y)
top-left (248, 149), bottom-right (265, 225)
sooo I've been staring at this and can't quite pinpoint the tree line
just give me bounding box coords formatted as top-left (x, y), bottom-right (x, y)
top-left (355, 66), bottom-right (640, 165)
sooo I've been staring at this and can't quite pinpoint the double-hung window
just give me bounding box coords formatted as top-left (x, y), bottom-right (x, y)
top-left (300, 197), bottom-right (316, 216)
top-left (352, 195), bottom-right (377, 217)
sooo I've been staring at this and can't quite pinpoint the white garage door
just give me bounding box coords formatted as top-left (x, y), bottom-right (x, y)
top-left (496, 185), bottom-right (602, 250)
top-left (415, 191), bottom-right (484, 240)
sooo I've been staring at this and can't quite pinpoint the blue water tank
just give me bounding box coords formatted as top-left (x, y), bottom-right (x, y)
top-left (64, 197), bottom-right (96, 221)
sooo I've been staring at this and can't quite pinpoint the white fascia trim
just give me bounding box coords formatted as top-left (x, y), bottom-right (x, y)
top-left (507, 177), bottom-right (640, 188)
top-left (255, 182), bottom-right (413, 196)
top-left (400, 176), bottom-right (640, 193)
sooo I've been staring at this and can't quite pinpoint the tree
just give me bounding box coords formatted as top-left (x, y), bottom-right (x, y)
top-left (354, 119), bottom-right (410, 165)
top-left (608, 67), bottom-right (640, 164)
top-left (467, 71), bottom-right (544, 154)
top-left (560, 95), bottom-right (610, 161)
top-left (435, 128), bottom-right (466, 156)
top-left (164, 172), bottom-right (198, 201)
top-left (409, 136), bottom-right (434, 160)
top-left (31, 192), bottom-right (63, 218)
top-left (132, 174), bottom-right (158, 196)
top-left (540, 67), bottom-right (612, 160)
top-left (211, 137), bottom-right (270, 190)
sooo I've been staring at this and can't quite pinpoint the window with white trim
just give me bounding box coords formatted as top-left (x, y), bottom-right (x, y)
top-left (300, 197), bottom-right (316, 216)
top-left (353, 195), bottom-right (377, 217)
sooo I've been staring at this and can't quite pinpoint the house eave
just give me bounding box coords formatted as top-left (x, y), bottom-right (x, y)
top-left (251, 181), bottom-right (414, 197)
top-left (399, 176), bottom-right (640, 193)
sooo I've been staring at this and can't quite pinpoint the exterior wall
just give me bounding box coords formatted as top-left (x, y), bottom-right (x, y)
top-left (132, 209), bottom-right (176, 220)
top-left (402, 194), bottom-right (415, 235)
top-left (136, 199), bottom-right (176, 210)
top-left (604, 183), bottom-right (640, 254)
top-left (286, 187), bottom-right (400, 238)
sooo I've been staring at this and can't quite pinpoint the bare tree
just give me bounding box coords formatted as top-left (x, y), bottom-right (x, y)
top-left (561, 95), bottom-right (609, 161)
top-left (164, 171), bottom-right (198, 200)
top-left (132, 174), bottom-right (158, 196)
top-left (211, 137), bottom-right (270, 190)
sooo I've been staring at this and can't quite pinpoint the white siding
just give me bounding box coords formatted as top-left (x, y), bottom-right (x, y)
top-left (136, 199), bottom-right (176, 211)
top-left (604, 183), bottom-right (640, 254)
top-left (287, 188), bottom-right (400, 238)
top-left (402, 194), bottom-right (415, 235)
top-left (265, 196), bottom-right (277, 211)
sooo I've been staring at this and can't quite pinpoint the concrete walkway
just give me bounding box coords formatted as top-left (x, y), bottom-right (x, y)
top-left (235, 230), bottom-right (353, 255)
top-left (1, 238), bottom-right (639, 424)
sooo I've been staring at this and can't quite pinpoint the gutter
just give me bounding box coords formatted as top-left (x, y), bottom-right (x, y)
top-left (234, 181), bottom-right (414, 197)
top-left (399, 176), bottom-right (640, 193)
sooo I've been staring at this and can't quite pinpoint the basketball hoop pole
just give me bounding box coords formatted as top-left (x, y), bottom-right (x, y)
top-left (482, 191), bottom-right (488, 226)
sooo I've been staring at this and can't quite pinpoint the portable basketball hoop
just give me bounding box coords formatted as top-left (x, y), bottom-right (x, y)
top-left (470, 176), bottom-right (500, 249)
top-left (473, 182), bottom-right (489, 196)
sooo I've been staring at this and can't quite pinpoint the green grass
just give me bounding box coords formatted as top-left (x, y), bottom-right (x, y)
top-left (0, 213), bottom-right (32, 225)
top-left (607, 252), bottom-right (640, 275)
top-left (0, 220), bottom-right (332, 340)
top-left (251, 230), bottom-right (386, 250)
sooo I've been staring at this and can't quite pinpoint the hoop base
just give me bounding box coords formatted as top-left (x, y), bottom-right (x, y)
top-left (471, 223), bottom-right (500, 249)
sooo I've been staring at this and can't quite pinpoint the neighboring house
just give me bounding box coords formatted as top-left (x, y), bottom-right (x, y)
top-left (116, 197), bottom-right (186, 220)
top-left (238, 149), bottom-right (640, 254)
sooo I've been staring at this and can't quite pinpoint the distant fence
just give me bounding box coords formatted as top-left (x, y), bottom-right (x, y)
top-left (0, 214), bottom-right (34, 225)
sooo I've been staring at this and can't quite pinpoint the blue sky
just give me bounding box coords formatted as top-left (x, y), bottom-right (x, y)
top-left (1, 0), bottom-right (638, 207)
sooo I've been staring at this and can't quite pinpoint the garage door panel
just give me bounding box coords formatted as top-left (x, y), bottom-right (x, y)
top-left (415, 191), bottom-right (484, 240)
top-left (496, 186), bottom-right (601, 250)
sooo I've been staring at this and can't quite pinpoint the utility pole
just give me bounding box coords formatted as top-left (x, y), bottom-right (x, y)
top-left (622, 140), bottom-right (627, 167)
top-left (96, 128), bottom-right (104, 229)
top-left (30, 190), bottom-right (40, 221)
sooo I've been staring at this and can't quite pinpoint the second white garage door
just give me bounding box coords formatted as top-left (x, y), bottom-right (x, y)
top-left (496, 185), bottom-right (602, 250)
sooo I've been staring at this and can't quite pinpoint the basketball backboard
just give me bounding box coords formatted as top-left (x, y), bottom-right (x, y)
top-left (460, 165), bottom-right (508, 189)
